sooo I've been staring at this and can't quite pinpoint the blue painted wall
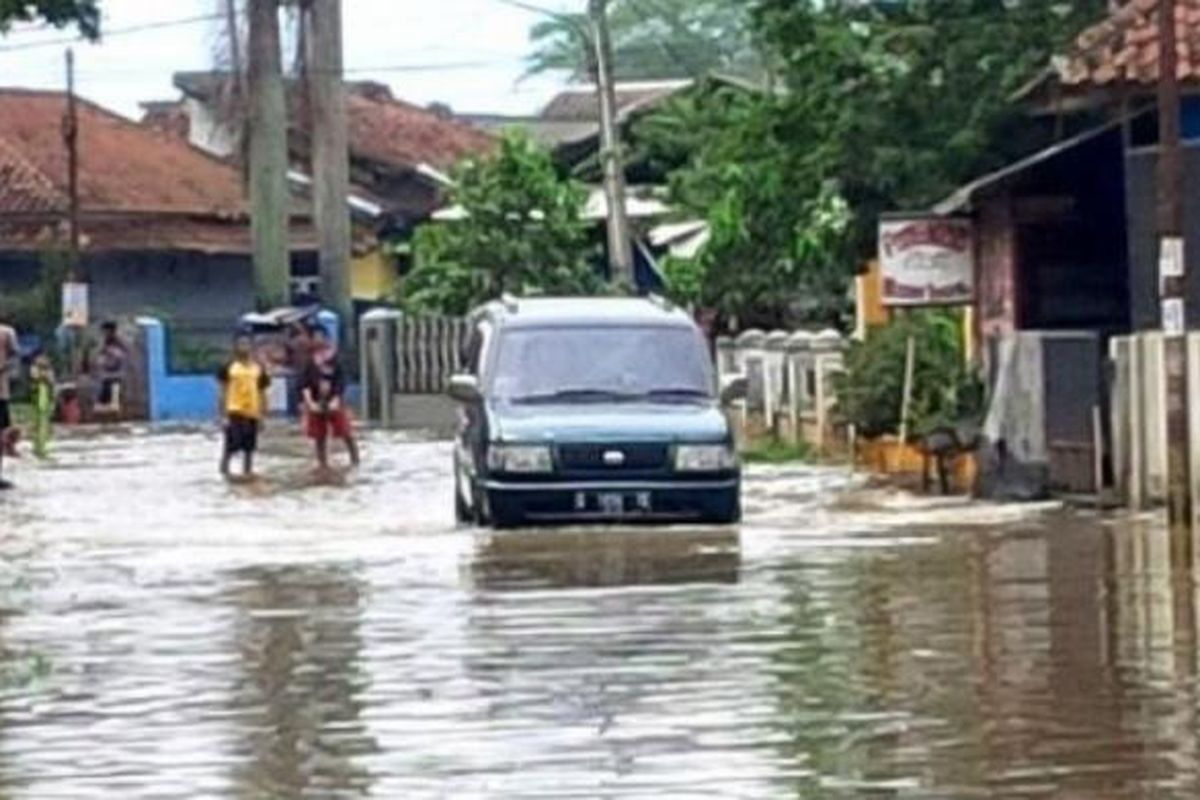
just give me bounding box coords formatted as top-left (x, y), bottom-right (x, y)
top-left (139, 317), bottom-right (217, 423)
top-left (139, 310), bottom-right (343, 423)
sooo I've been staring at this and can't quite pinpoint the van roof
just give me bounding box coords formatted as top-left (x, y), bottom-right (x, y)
top-left (482, 296), bottom-right (696, 329)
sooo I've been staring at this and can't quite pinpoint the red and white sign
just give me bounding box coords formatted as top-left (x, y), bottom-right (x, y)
top-left (879, 216), bottom-right (975, 306)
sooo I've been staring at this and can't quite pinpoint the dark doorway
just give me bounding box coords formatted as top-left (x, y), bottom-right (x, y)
top-left (1014, 127), bottom-right (1130, 335)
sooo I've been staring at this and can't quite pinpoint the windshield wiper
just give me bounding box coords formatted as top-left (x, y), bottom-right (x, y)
top-left (514, 388), bottom-right (640, 404)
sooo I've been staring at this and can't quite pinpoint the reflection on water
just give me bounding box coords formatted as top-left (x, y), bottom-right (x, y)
top-left (1, 431), bottom-right (1200, 796)
top-left (225, 565), bottom-right (375, 797)
top-left (472, 528), bottom-right (741, 589)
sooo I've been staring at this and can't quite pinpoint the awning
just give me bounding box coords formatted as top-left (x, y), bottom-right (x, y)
top-left (649, 219), bottom-right (711, 259)
top-left (432, 186), bottom-right (671, 223)
top-left (932, 116), bottom-right (1125, 215)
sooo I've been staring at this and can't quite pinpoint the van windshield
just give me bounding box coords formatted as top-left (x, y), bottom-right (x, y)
top-left (490, 326), bottom-right (714, 403)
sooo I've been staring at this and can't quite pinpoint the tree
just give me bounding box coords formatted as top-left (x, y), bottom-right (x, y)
top-left (404, 133), bottom-right (601, 316)
top-left (636, 83), bottom-right (857, 330)
top-left (0, 0), bottom-right (100, 36)
top-left (526, 0), bottom-right (762, 82)
top-left (752, 0), bottom-right (1109, 237)
top-left (636, 0), bottom-right (1109, 329)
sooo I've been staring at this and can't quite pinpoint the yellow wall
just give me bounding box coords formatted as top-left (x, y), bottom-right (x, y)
top-left (855, 260), bottom-right (891, 337)
top-left (351, 250), bottom-right (397, 301)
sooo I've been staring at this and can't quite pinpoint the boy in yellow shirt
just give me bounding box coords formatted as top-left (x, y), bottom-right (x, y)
top-left (217, 332), bottom-right (270, 480)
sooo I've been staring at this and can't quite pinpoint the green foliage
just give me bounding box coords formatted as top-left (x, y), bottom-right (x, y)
top-left (751, 0), bottom-right (1108, 248)
top-left (0, 247), bottom-right (70, 339)
top-left (741, 436), bottom-right (813, 465)
top-left (834, 312), bottom-right (984, 441)
top-left (170, 338), bottom-right (225, 375)
top-left (404, 132), bottom-right (602, 315)
top-left (639, 87), bottom-right (856, 328)
top-left (526, 0), bottom-right (762, 81)
top-left (0, 0), bottom-right (99, 36)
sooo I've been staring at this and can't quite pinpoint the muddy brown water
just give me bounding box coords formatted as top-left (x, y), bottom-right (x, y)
top-left (0, 428), bottom-right (1197, 798)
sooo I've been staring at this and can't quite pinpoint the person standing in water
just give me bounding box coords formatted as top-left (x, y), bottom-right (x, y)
top-left (0, 322), bottom-right (16, 489)
top-left (93, 321), bottom-right (129, 418)
top-left (30, 350), bottom-right (55, 460)
top-left (301, 325), bottom-right (360, 472)
top-left (217, 331), bottom-right (271, 480)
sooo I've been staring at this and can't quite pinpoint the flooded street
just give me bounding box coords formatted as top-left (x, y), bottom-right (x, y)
top-left (0, 429), bottom-right (1197, 798)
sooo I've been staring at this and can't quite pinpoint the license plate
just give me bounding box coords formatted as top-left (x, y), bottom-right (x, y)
top-left (592, 492), bottom-right (652, 515)
top-left (598, 492), bottom-right (625, 515)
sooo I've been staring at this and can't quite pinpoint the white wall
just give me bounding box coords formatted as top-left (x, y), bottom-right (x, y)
top-left (184, 97), bottom-right (239, 158)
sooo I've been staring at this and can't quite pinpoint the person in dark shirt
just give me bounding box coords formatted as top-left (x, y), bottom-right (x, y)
top-left (94, 321), bottom-right (129, 417)
top-left (301, 325), bottom-right (360, 471)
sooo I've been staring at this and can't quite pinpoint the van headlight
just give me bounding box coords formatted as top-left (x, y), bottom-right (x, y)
top-left (487, 444), bottom-right (554, 474)
top-left (675, 444), bottom-right (738, 472)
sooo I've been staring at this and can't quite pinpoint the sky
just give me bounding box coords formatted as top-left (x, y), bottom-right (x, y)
top-left (0, 0), bottom-right (582, 120)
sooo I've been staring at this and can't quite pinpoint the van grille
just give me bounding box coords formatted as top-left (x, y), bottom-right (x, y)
top-left (556, 443), bottom-right (670, 472)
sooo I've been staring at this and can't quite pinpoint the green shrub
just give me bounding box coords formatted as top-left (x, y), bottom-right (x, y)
top-left (833, 311), bottom-right (983, 441)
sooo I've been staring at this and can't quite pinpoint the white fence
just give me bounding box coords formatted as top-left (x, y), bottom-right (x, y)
top-left (360, 310), bottom-right (471, 430)
top-left (716, 328), bottom-right (846, 451)
top-left (1109, 332), bottom-right (1200, 510)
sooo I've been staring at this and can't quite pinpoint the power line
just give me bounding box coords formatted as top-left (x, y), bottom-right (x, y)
top-left (493, 0), bottom-right (581, 19)
top-left (0, 13), bottom-right (223, 53)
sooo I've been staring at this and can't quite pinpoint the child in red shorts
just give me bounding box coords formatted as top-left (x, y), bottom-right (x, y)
top-left (301, 325), bottom-right (360, 471)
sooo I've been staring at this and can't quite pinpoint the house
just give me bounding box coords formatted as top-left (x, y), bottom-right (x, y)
top-left (941, 0), bottom-right (1200, 363)
top-left (927, 0), bottom-right (1200, 493)
top-left (143, 73), bottom-right (495, 305)
top-left (0, 88), bottom-right (317, 343)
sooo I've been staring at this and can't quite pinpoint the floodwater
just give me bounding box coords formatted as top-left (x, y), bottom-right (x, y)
top-left (0, 428), bottom-right (1197, 798)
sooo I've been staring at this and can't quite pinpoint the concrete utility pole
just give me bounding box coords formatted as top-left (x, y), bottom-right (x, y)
top-left (588, 0), bottom-right (636, 289)
top-left (1157, 0), bottom-right (1194, 552)
top-left (247, 0), bottom-right (291, 309)
top-left (304, 0), bottom-right (353, 338)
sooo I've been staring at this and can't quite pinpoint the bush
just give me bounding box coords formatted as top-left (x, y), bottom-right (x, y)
top-left (834, 311), bottom-right (983, 441)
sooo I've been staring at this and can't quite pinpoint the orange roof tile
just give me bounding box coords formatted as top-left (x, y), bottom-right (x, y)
top-left (1059, 0), bottom-right (1200, 87)
top-left (0, 88), bottom-right (247, 216)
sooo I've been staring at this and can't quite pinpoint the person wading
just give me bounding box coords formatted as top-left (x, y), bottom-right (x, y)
top-left (0, 322), bottom-right (18, 489)
top-left (93, 321), bottom-right (129, 418)
top-left (217, 332), bottom-right (271, 481)
top-left (30, 349), bottom-right (55, 460)
top-left (301, 325), bottom-right (360, 472)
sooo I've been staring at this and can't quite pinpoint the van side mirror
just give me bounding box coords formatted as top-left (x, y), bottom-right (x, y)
top-left (448, 374), bottom-right (483, 404)
top-left (719, 375), bottom-right (748, 406)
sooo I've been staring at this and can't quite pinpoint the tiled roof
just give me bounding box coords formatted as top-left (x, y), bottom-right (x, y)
top-left (539, 80), bottom-right (693, 122)
top-left (343, 92), bottom-right (494, 172)
top-left (173, 71), bottom-right (494, 173)
top-left (1058, 0), bottom-right (1200, 87)
top-left (0, 89), bottom-right (246, 216)
top-left (0, 216), bottom-right (318, 255)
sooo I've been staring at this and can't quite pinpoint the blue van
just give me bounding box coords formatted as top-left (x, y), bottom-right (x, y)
top-left (448, 296), bottom-right (746, 528)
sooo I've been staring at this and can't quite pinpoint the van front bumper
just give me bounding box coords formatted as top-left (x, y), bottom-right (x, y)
top-left (482, 478), bottom-right (741, 526)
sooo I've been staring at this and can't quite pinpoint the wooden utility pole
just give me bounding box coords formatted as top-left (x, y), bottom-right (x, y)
top-left (247, 0), bottom-right (291, 309)
top-left (63, 48), bottom-right (81, 273)
top-left (305, 0), bottom-right (353, 336)
top-left (588, 0), bottom-right (635, 289)
top-left (224, 0), bottom-right (246, 98)
top-left (1158, 0), bottom-right (1194, 554)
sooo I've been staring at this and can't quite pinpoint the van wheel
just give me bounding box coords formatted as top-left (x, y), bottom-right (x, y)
top-left (454, 477), bottom-right (475, 526)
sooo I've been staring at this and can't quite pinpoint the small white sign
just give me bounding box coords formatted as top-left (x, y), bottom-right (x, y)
top-left (61, 282), bottom-right (89, 327)
top-left (1161, 237), bottom-right (1185, 280)
top-left (878, 216), bottom-right (975, 306)
top-left (1163, 297), bottom-right (1186, 335)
